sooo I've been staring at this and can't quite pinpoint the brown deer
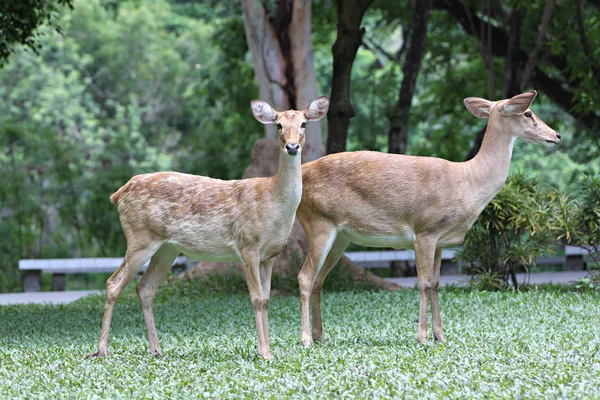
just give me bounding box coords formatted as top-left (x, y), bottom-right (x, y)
top-left (86, 97), bottom-right (330, 360)
top-left (296, 90), bottom-right (560, 347)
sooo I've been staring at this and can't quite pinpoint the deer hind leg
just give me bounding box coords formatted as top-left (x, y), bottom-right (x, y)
top-left (414, 236), bottom-right (437, 344)
top-left (240, 249), bottom-right (270, 359)
top-left (86, 237), bottom-right (162, 358)
top-left (297, 221), bottom-right (337, 348)
top-left (310, 236), bottom-right (349, 344)
top-left (430, 247), bottom-right (446, 342)
top-left (136, 243), bottom-right (179, 356)
top-left (259, 258), bottom-right (275, 350)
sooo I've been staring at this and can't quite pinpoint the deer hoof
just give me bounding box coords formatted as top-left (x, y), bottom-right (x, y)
top-left (312, 334), bottom-right (326, 344)
top-left (85, 350), bottom-right (108, 359)
top-left (434, 333), bottom-right (447, 343)
top-left (150, 349), bottom-right (163, 357)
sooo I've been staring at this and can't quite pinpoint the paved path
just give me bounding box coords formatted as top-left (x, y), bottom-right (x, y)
top-left (0, 290), bottom-right (101, 305)
top-left (386, 271), bottom-right (591, 288)
top-left (0, 271), bottom-right (593, 305)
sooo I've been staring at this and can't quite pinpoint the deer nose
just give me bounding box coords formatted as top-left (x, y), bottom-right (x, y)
top-left (285, 143), bottom-right (300, 155)
top-left (556, 132), bottom-right (562, 140)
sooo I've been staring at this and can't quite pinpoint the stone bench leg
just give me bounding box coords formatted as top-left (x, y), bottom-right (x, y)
top-left (440, 260), bottom-right (459, 275)
top-left (23, 270), bottom-right (41, 292)
top-left (52, 274), bottom-right (66, 291)
top-left (566, 255), bottom-right (585, 271)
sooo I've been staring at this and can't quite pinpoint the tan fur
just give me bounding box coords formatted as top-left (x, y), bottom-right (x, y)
top-left (296, 90), bottom-right (560, 347)
top-left (87, 97), bottom-right (330, 360)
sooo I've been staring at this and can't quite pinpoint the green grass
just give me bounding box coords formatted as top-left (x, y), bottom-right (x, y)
top-left (1, 287), bottom-right (600, 398)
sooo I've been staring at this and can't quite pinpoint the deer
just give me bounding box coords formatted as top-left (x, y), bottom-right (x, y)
top-left (295, 90), bottom-right (560, 347)
top-left (86, 96), bottom-right (330, 360)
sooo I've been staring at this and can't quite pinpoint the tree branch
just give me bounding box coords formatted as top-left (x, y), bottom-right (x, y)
top-left (519, 0), bottom-right (554, 91)
top-left (434, 0), bottom-right (599, 132)
top-left (388, 0), bottom-right (433, 154)
top-left (574, 0), bottom-right (600, 84)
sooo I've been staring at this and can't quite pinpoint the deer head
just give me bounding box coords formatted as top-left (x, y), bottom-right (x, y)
top-left (464, 90), bottom-right (561, 146)
top-left (251, 97), bottom-right (330, 156)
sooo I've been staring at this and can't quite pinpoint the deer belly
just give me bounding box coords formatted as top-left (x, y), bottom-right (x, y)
top-left (168, 240), bottom-right (241, 262)
top-left (341, 229), bottom-right (416, 249)
top-left (261, 240), bottom-right (286, 261)
top-left (438, 230), bottom-right (468, 247)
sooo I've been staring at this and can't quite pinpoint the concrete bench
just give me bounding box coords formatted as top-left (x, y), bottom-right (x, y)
top-left (345, 249), bottom-right (458, 275)
top-left (345, 245), bottom-right (595, 276)
top-left (19, 256), bottom-right (190, 292)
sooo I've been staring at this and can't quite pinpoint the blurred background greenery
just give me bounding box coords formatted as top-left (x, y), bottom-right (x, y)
top-left (0, 0), bottom-right (598, 292)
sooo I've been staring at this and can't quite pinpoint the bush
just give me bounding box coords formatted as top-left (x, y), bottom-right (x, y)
top-left (458, 174), bottom-right (559, 290)
top-left (160, 258), bottom-right (380, 300)
top-left (556, 173), bottom-right (600, 275)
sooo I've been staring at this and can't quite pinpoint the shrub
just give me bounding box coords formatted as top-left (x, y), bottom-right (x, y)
top-left (458, 174), bottom-right (559, 290)
top-left (556, 174), bottom-right (600, 279)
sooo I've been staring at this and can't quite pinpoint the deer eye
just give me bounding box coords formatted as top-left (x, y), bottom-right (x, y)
top-left (524, 111), bottom-right (532, 118)
top-left (301, 122), bottom-right (307, 129)
top-left (276, 123), bottom-right (282, 130)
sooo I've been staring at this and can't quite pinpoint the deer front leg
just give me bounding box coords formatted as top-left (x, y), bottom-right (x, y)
top-left (430, 247), bottom-right (446, 342)
top-left (310, 236), bottom-right (349, 344)
top-left (259, 258), bottom-right (275, 350)
top-left (414, 236), bottom-right (437, 344)
top-left (240, 249), bottom-right (270, 359)
top-left (298, 223), bottom-right (337, 348)
top-left (136, 244), bottom-right (179, 356)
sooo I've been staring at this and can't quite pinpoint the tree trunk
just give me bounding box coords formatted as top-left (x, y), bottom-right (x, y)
top-left (519, 0), bottom-right (554, 91)
top-left (326, 0), bottom-right (375, 155)
top-left (241, 0), bottom-right (322, 162)
top-left (574, 0), bottom-right (600, 85)
top-left (388, 0), bottom-right (433, 155)
top-left (467, 1), bottom-right (522, 160)
top-left (502, 1), bottom-right (522, 98)
top-left (435, 0), bottom-right (599, 132)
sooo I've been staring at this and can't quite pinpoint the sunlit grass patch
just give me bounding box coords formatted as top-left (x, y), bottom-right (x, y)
top-left (1, 288), bottom-right (599, 398)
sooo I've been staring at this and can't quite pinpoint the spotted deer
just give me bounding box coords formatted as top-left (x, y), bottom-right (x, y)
top-left (86, 97), bottom-right (330, 360)
top-left (296, 91), bottom-right (560, 347)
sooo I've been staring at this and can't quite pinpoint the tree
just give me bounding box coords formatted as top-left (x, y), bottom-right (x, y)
top-left (387, 0), bottom-right (433, 155)
top-left (325, 0), bottom-right (375, 154)
top-left (0, 0), bottom-right (73, 65)
top-left (241, 0), bottom-right (323, 162)
top-left (435, 0), bottom-right (600, 140)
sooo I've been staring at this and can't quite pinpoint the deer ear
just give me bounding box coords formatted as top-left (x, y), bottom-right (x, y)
top-left (502, 90), bottom-right (537, 115)
top-left (250, 100), bottom-right (278, 124)
top-left (464, 97), bottom-right (492, 119)
top-left (304, 96), bottom-right (330, 121)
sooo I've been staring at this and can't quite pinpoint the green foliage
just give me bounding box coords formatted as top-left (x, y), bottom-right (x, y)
top-left (0, 0), bottom-right (597, 295)
top-left (162, 258), bottom-right (379, 299)
top-left (458, 174), bottom-right (559, 290)
top-left (556, 174), bottom-right (600, 267)
top-left (2, 289), bottom-right (600, 397)
top-left (0, 0), bottom-right (73, 63)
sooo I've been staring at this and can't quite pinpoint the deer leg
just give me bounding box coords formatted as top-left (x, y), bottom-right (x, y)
top-left (240, 249), bottom-right (270, 359)
top-left (311, 236), bottom-right (349, 343)
top-left (259, 258), bottom-right (275, 350)
top-left (298, 222), bottom-right (337, 347)
top-left (86, 239), bottom-right (162, 358)
top-left (431, 247), bottom-right (446, 342)
top-left (414, 236), bottom-right (437, 344)
top-left (136, 244), bottom-right (179, 356)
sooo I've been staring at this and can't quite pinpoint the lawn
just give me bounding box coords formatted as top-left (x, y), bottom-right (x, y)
top-left (1, 286), bottom-right (600, 399)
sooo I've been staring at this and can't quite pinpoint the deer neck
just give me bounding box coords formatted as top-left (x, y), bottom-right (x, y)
top-left (272, 150), bottom-right (302, 207)
top-left (466, 114), bottom-right (516, 198)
